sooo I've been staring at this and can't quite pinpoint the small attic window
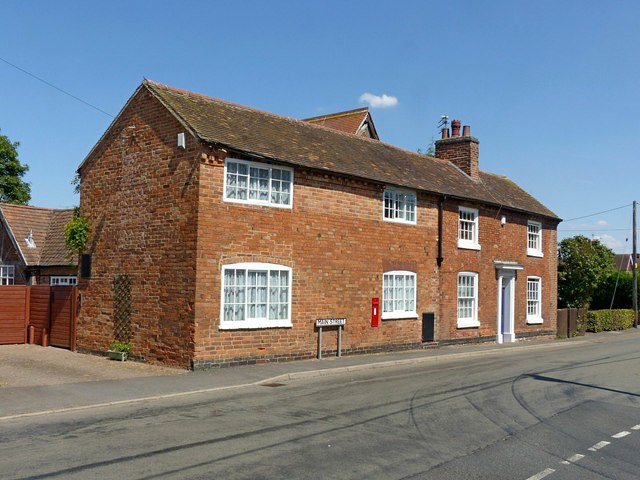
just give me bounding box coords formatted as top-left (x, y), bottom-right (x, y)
top-left (25, 230), bottom-right (36, 249)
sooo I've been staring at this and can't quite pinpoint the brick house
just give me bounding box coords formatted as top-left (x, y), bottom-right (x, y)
top-left (76, 80), bottom-right (560, 368)
top-left (0, 203), bottom-right (77, 286)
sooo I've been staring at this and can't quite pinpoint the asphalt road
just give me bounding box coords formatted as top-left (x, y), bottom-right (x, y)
top-left (2, 333), bottom-right (640, 479)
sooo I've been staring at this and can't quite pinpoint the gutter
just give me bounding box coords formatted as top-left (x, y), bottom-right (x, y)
top-left (437, 196), bottom-right (446, 268)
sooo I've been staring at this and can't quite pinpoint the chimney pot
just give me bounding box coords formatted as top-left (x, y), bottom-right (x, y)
top-left (441, 127), bottom-right (450, 139)
top-left (451, 120), bottom-right (461, 137)
top-left (462, 125), bottom-right (471, 137)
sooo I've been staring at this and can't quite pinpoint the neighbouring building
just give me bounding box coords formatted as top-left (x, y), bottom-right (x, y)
top-left (0, 204), bottom-right (77, 286)
top-left (614, 253), bottom-right (639, 272)
top-left (76, 80), bottom-right (560, 369)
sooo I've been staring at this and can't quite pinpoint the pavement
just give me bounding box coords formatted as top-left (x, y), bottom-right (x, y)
top-left (0, 331), bottom-right (622, 421)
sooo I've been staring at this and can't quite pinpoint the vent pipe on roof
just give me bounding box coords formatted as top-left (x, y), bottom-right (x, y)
top-left (25, 230), bottom-right (36, 249)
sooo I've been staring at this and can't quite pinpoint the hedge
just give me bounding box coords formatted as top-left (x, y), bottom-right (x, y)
top-left (586, 309), bottom-right (635, 333)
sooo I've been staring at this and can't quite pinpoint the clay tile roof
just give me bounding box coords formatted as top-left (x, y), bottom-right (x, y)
top-left (0, 204), bottom-right (75, 266)
top-left (141, 80), bottom-right (559, 220)
top-left (303, 108), bottom-right (378, 139)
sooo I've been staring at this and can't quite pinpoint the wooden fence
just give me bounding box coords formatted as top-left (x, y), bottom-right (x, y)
top-left (557, 308), bottom-right (588, 339)
top-left (0, 286), bottom-right (77, 350)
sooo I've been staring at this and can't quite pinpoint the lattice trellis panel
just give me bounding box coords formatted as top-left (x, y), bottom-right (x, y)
top-left (113, 275), bottom-right (132, 342)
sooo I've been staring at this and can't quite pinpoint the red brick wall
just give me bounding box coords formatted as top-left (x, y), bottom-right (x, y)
top-left (193, 155), bottom-right (442, 366)
top-left (437, 201), bottom-right (558, 341)
top-left (77, 87), bottom-right (200, 367)
top-left (0, 223), bottom-right (26, 284)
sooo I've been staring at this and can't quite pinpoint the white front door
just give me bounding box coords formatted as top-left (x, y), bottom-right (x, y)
top-left (497, 271), bottom-right (516, 343)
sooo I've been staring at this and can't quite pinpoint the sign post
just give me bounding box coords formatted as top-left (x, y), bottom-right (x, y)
top-left (315, 318), bottom-right (346, 359)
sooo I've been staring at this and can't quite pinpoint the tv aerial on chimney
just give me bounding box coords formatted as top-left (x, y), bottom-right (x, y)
top-left (438, 115), bottom-right (449, 129)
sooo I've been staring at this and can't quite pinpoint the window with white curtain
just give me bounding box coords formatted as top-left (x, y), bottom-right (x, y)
top-left (527, 277), bottom-right (543, 324)
top-left (382, 271), bottom-right (417, 319)
top-left (224, 158), bottom-right (293, 208)
top-left (383, 188), bottom-right (417, 224)
top-left (220, 263), bottom-right (292, 329)
top-left (0, 265), bottom-right (15, 285)
top-left (457, 272), bottom-right (479, 328)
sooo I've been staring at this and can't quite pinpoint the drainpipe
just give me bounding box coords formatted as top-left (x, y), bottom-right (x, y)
top-left (437, 196), bottom-right (446, 267)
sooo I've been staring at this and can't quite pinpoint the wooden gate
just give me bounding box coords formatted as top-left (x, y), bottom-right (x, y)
top-left (0, 286), bottom-right (29, 344)
top-left (0, 285), bottom-right (77, 349)
top-left (50, 287), bottom-right (77, 349)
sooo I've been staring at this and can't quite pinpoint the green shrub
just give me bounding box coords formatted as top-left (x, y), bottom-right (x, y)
top-left (586, 309), bottom-right (635, 333)
top-left (64, 213), bottom-right (91, 259)
top-left (110, 340), bottom-right (132, 353)
top-left (590, 271), bottom-right (638, 310)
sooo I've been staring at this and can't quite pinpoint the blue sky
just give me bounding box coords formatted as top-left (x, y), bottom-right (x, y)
top-left (1, 1), bottom-right (638, 252)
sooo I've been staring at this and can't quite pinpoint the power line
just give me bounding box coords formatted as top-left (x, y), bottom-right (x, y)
top-left (562, 203), bottom-right (632, 223)
top-left (558, 228), bottom-right (639, 232)
top-left (0, 56), bottom-right (114, 118)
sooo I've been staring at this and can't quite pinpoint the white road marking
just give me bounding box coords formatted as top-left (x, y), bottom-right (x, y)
top-left (526, 468), bottom-right (555, 480)
top-left (535, 428), bottom-right (634, 478)
top-left (560, 453), bottom-right (584, 465)
top-left (588, 440), bottom-right (610, 451)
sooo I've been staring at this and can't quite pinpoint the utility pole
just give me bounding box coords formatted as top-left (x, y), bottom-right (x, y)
top-left (634, 200), bottom-right (638, 328)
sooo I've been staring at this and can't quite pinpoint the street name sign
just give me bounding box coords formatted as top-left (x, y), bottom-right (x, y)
top-left (316, 318), bottom-right (346, 327)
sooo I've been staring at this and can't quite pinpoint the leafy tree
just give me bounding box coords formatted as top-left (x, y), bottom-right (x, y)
top-left (71, 171), bottom-right (81, 195)
top-left (590, 270), bottom-right (640, 310)
top-left (417, 136), bottom-right (436, 156)
top-left (558, 235), bottom-right (615, 308)
top-left (0, 130), bottom-right (31, 204)
top-left (64, 212), bottom-right (91, 259)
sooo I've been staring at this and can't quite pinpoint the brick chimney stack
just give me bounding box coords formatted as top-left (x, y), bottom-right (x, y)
top-left (435, 120), bottom-right (479, 180)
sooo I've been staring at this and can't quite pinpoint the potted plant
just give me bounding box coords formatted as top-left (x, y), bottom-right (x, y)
top-left (108, 340), bottom-right (132, 361)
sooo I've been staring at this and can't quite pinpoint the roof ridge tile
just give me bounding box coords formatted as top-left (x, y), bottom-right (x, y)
top-left (131, 81), bottom-right (559, 219)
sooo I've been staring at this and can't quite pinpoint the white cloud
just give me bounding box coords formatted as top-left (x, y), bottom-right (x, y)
top-left (594, 234), bottom-right (624, 251)
top-left (596, 220), bottom-right (608, 226)
top-left (359, 92), bottom-right (398, 108)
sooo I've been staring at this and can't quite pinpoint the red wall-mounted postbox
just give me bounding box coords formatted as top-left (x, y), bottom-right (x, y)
top-left (371, 297), bottom-right (380, 327)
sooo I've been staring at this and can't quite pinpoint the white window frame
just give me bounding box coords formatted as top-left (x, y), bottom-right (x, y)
top-left (527, 221), bottom-right (543, 257)
top-left (457, 272), bottom-right (479, 328)
top-left (458, 207), bottom-right (480, 250)
top-left (382, 271), bottom-right (417, 320)
top-left (223, 158), bottom-right (293, 209)
top-left (526, 276), bottom-right (543, 324)
top-left (0, 265), bottom-right (15, 285)
top-left (50, 276), bottom-right (78, 286)
top-left (220, 262), bottom-right (292, 330)
top-left (383, 188), bottom-right (417, 225)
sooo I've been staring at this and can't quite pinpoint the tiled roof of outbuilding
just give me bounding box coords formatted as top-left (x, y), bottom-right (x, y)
top-left (0, 204), bottom-right (75, 266)
top-left (303, 108), bottom-right (379, 139)
top-left (141, 80), bottom-right (559, 220)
